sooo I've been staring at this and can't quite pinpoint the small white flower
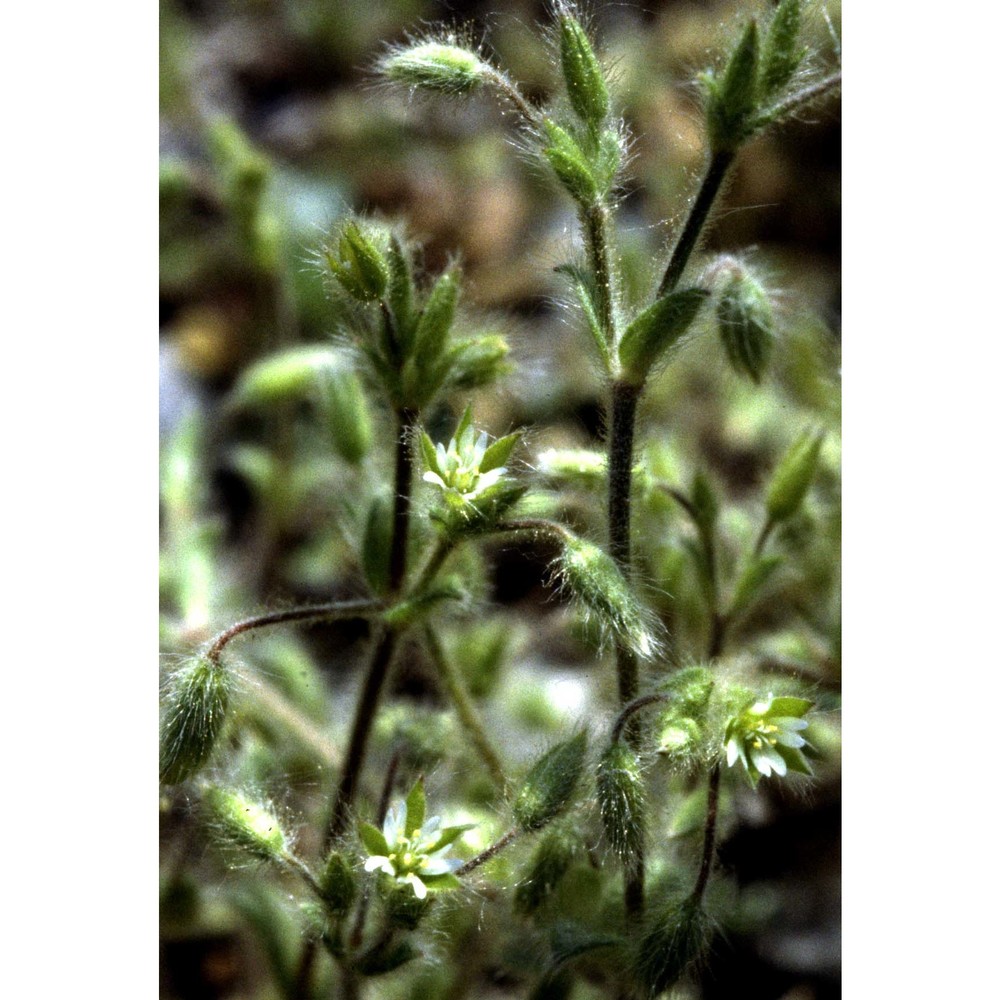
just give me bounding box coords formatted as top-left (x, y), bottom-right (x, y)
top-left (723, 694), bottom-right (814, 787)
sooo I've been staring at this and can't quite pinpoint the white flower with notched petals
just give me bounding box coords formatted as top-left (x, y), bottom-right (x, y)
top-left (724, 694), bottom-right (814, 787)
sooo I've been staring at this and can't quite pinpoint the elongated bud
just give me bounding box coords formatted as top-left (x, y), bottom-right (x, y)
top-left (633, 896), bottom-right (710, 995)
top-left (705, 20), bottom-right (760, 152)
top-left (760, 0), bottom-right (805, 99)
top-left (513, 731), bottom-right (588, 832)
top-left (543, 120), bottom-right (599, 205)
top-left (160, 656), bottom-right (231, 785)
top-left (766, 431), bottom-right (824, 523)
top-left (325, 367), bottom-right (373, 464)
top-left (380, 41), bottom-right (489, 95)
top-left (716, 271), bottom-right (775, 383)
top-left (233, 347), bottom-right (339, 406)
top-left (444, 334), bottom-right (511, 389)
top-left (618, 288), bottom-right (710, 386)
top-left (596, 742), bottom-right (644, 869)
top-left (325, 221), bottom-right (389, 302)
top-left (204, 787), bottom-right (288, 863)
top-left (555, 535), bottom-right (658, 659)
top-left (320, 850), bottom-right (358, 915)
top-left (558, 8), bottom-right (609, 131)
top-left (413, 269), bottom-right (460, 371)
top-left (514, 820), bottom-right (581, 914)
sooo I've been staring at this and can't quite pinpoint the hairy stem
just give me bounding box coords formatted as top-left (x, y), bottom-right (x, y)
top-left (205, 600), bottom-right (381, 665)
top-left (483, 66), bottom-right (542, 127)
top-left (456, 827), bottom-right (519, 877)
top-left (389, 408), bottom-right (418, 593)
top-left (658, 150), bottom-right (735, 297)
top-left (424, 626), bottom-right (509, 794)
top-left (583, 201), bottom-right (616, 346)
top-left (758, 71), bottom-right (842, 126)
top-left (692, 764), bottom-right (721, 905)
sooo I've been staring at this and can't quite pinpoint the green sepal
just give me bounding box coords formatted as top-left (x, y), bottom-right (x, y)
top-left (543, 120), bottom-right (599, 206)
top-left (766, 431), bottom-right (824, 523)
top-left (420, 432), bottom-right (441, 476)
top-left (768, 695), bottom-right (813, 718)
top-left (513, 731), bottom-right (588, 832)
top-left (384, 887), bottom-right (432, 929)
top-left (426, 824), bottom-right (476, 853)
top-left (359, 821), bottom-right (390, 857)
top-left (760, 0), bottom-right (805, 99)
top-left (420, 872), bottom-right (462, 891)
top-left (319, 851), bottom-right (358, 915)
top-left (618, 288), bottom-right (709, 385)
top-left (404, 779), bottom-right (426, 836)
top-left (690, 470), bottom-right (719, 537)
top-left (480, 432), bottom-right (521, 474)
top-left (633, 896), bottom-right (711, 995)
top-left (326, 221), bottom-right (389, 302)
top-left (203, 787), bottom-right (287, 862)
top-left (706, 20), bottom-right (760, 152)
top-left (513, 821), bottom-right (581, 914)
top-left (558, 11), bottom-right (610, 131)
top-left (775, 743), bottom-right (814, 776)
top-left (355, 939), bottom-right (419, 976)
top-left (729, 554), bottom-right (783, 617)
top-left (413, 269), bottom-right (460, 372)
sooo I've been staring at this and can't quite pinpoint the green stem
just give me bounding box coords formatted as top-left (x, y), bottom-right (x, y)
top-left (389, 408), bottom-right (418, 593)
top-left (611, 693), bottom-right (671, 745)
top-left (424, 625), bottom-right (509, 794)
top-left (205, 600), bottom-right (381, 666)
top-left (456, 827), bottom-right (519, 876)
top-left (658, 150), bottom-right (735, 297)
top-left (755, 71), bottom-right (842, 127)
top-left (482, 66), bottom-right (542, 128)
top-left (753, 516), bottom-right (776, 559)
top-left (583, 201), bottom-right (616, 347)
top-left (692, 764), bottom-right (721, 905)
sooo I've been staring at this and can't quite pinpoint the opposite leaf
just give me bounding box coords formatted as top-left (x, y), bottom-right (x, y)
top-left (618, 288), bottom-right (709, 385)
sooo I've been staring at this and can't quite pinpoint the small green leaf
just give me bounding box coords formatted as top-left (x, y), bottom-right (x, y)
top-left (618, 288), bottom-right (709, 385)
top-left (480, 432), bottom-right (520, 474)
top-left (549, 921), bottom-right (621, 966)
top-left (405, 779), bottom-right (426, 836)
top-left (361, 490), bottom-right (393, 596)
top-left (453, 404), bottom-right (474, 444)
top-left (729, 554), bottom-right (783, 617)
top-left (556, 263), bottom-right (612, 370)
top-left (359, 822), bottom-right (389, 857)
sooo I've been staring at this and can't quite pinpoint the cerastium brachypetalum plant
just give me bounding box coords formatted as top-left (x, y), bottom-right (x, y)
top-left (160, 2), bottom-right (840, 997)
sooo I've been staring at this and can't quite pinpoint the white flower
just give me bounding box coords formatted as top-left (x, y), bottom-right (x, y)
top-left (723, 694), bottom-right (813, 786)
top-left (422, 424), bottom-right (505, 500)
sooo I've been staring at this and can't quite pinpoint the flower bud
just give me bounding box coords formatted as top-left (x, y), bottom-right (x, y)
top-left (555, 534), bottom-right (658, 659)
top-left (160, 656), bottom-right (231, 785)
top-left (444, 334), bottom-right (511, 389)
top-left (716, 271), bottom-right (775, 383)
top-left (705, 20), bottom-right (760, 152)
top-left (558, 8), bottom-right (610, 131)
top-left (633, 896), bottom-right (710, 995)
top-left (380, 41), bottom-right (489, 95)
top-left (325, 221), bottom-right (389, 302)
top-left (765, 431), bottom-right (824, 523)
top-left (232, 347), bottom-right (340, 406)
top-left (513, 731), bottom-right (588, 832)
top-left (324, 367), bottom-right (373, 465)
top-left (203, 787), bottom-right (288, 863)
top-left (543, 120), bottom-right (599, 205)
top-left (514, 820), bottom-right (581, 914)
top-left (320, 850), bottom-right (358, 916)
top-left (760, 0), bottom-right (805, 99)
top-left (412, 268), bottom-right (460, 374)
top-left (596, 742), bottom-right (644, 869)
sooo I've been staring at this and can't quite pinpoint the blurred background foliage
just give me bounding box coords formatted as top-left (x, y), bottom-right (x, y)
top-left (160, 1), bottom-right (840, 997)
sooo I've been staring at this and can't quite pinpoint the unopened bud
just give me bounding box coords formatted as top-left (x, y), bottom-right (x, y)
top-left (765, 431), bottom-right (824, 523)
top-left (543, 120), bottom-right (599, 205)
top-left (325, 221), bottom-right (389, 302)
top-left (160, 656), bottom-right (231, 785)
top-left (596, 742), bottom-right (644, 869)
top-left (633, 896), bottom-right (710, 995)
top-left (716, 271), bottom-right (775, 383)
top-left (320, 850), bottom-right (358, 916)
top-left (558, 9), bottom-right (610, 131)
top-left (204, 787), bottom-right (287, 863)
top-left (514, 820), bottom-right (581, 914)
top-left (381, 41), bottom-right (489, 95)
top-left (513, 731), bottom-right (588, 832)
top-left (705, 20), bottom-right (760, 152)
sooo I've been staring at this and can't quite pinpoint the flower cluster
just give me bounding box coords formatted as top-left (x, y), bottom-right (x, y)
top-left (360, 781), bottom-right (472, 899)
top-left (724, 694), bottom-right (813, 786)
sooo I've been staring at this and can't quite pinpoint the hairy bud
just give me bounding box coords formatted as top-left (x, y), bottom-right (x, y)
top-left (618, 288), bottom-right (709, 385)
top-left (160, 656), bottom-right (231, 785)
top-left (325, 221), bottom-right (389, 302)
top-left (596, 742), bottom-right (645, 869)
top-left (716, 271), bottom-right (775, 383)
top-left (632, 896), bottom-right (711, 995)
top-left (558, 8), bottom-right (610, 131)
top-left (765, 431), bottom-right (824, 523)
top-left (513, 731), bottom-right (588, 832)
top-left (204, 787), bottom-right (288, 863)
top-left (320, 850), bottom-right (358, 916)
top-left (514, 820), bottom-right (581, 914)
top-left (705, 20), bottom-right (760, 152)
top-left (381, 41), bottom-right (489, 95)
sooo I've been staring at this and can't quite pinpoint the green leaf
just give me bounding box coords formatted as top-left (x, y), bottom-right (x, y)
top-left (556, 263), bottom-right (612, 371)
top-left (358, 821), bottom-right (389, 857)
top-left (729, 554), bottom-right (783, 617)
top-left (361, 490), bottom-right (393, 596)
top-left (405, 779), bottom-right (426, 836)
top-left (480, 432), bottom-right (520, 474)
top-left (618, 288), bottom-right (709, 385)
